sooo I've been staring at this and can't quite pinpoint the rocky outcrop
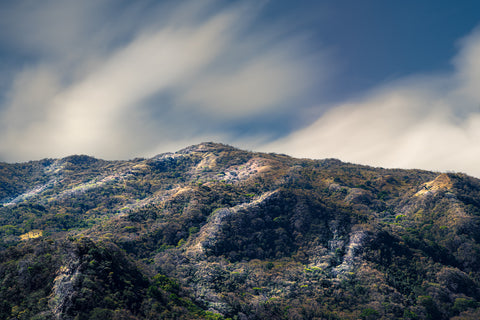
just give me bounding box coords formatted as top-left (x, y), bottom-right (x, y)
top-left (49, 253), bottom-right (81, 319)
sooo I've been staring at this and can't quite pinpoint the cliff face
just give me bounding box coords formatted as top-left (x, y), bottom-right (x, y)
top-left (1, 142), bottom-right (480, 319)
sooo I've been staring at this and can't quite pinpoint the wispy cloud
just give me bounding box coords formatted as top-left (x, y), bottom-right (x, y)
top-left (0, 0), bottom-right (324, 161)
top-left (263, 27), bottom-right (480, 177)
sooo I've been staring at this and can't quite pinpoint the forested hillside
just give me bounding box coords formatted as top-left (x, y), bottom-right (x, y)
top-left (1, 143), bottom-right (480, 319)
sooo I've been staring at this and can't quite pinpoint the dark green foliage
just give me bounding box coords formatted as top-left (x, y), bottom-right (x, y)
top-left (0, 236), bottom-right (215, 320)
top-left (0, 239), bottom-right (60, 319)
top-left (360, 308), bottom-right (380, 320)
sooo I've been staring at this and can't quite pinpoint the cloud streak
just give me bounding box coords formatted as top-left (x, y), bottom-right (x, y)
top-left (264, 27), bottom-right (480, 177)
top-left (0, 0), bottom-right (323, 161)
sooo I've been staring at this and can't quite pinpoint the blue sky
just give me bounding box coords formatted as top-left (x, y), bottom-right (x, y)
top-left (1, 1), bottom-right (480, 176)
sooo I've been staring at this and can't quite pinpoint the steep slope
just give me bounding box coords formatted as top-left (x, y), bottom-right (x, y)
top-left (1, 142), bottom-right (480, 319)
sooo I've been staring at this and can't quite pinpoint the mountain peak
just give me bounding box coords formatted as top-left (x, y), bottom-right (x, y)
top-left (177, 142), bottom-right (237, 154)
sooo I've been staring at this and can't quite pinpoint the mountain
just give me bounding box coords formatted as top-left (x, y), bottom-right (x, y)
top-left (1, 142), bottom-right (480, 319)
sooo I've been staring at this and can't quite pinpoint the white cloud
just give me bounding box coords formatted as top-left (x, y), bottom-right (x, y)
top-left (263, 27), bottom-right (480, 177)
top-left (0, 0), bottom-right (323, 161)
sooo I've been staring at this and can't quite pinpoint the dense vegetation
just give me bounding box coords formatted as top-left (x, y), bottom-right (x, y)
top-left (1, 142), bottom-right (480, 319)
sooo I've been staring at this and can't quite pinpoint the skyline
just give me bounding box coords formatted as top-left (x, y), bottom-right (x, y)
top-left (1, 1), bottom-right (480, 176)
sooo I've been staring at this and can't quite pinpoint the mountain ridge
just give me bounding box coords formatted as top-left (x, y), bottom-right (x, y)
top-left (1, 142), bottom-right (480, 319)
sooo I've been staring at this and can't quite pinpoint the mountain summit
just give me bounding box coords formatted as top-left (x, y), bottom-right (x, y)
top-left (1, 143), bottom-right (480, 319)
